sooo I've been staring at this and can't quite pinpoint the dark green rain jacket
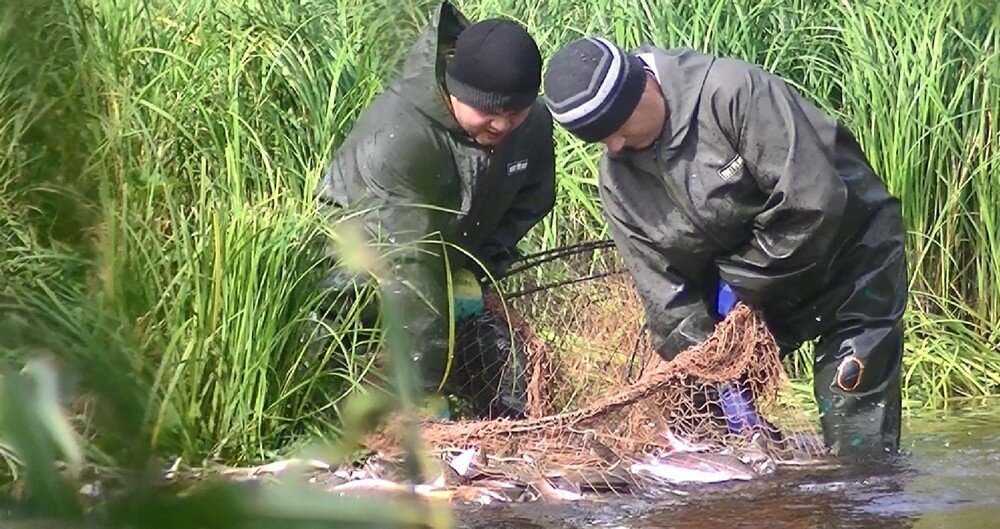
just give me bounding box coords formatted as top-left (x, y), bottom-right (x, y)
top-left (599, 46), bottom-right (906, 360)
top-left (317, 2), bottom-right (556, 392)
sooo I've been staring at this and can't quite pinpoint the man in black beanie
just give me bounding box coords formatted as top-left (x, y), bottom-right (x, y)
top-left (543, 37), bottom-right (908, 456)
top-left (316, 2), bottom-right (554, 419)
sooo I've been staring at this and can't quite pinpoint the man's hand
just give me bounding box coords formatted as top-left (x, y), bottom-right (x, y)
top-left (420, 394), bottom-right (451, 420)
top-left (715, 280), bottom-right (739, 319)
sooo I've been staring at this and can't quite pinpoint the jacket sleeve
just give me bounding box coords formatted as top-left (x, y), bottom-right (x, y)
top-left (709, 64), bottom-right (849, 306)
top-left (319, 124), bottom-right (452, 394)
top-left (599, 158), bottom-right (717, 360)
top-left (475, 112), bottom-right (557, 279)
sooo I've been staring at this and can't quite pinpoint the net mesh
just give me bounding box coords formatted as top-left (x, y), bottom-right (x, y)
top-left (448, 291), bottom-right (562, 419)
top-left (366, 249), bottom-right (826, 489)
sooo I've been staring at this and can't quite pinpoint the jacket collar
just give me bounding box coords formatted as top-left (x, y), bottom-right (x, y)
top-left (631, 45), bottom-right (715, 153)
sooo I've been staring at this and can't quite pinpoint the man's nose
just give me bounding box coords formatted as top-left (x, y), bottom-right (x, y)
top-left (604, 136), bottom-right (625, 153)
top-left (491, 117), bottom-right (512, 133)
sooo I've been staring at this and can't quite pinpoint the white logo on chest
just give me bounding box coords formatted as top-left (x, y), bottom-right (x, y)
top-left (507, 159), bottom-right (528, 175)
top-left (718, 154), bottom-right (744, 181)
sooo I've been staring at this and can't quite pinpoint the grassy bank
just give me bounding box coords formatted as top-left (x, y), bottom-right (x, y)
top-left (1, 0), bottom-right (998, 474)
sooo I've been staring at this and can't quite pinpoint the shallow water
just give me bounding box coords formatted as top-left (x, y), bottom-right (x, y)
top-left (454, 405), bottom-right (1000, 529)
top-left (2, 406), bottom-right (997, 528)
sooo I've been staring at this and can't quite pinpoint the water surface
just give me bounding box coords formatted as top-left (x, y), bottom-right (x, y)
top-left (455, 405), bottom-right (1000, 529)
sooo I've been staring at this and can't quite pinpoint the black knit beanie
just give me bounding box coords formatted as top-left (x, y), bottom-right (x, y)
top-left (445, 19), bottom-right (542, 113)
top-left (542, 37), bottom-right (647, 142)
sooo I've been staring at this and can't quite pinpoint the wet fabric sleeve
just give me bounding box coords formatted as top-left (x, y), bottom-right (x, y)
top-left (710, 70), bottom-right (849, 307)
top-left (476, 117), bottom-right (557, 280)
top-left (599, 160), bottom-right (717, 360)
top-left (322, 127), bottom-right (452, 394)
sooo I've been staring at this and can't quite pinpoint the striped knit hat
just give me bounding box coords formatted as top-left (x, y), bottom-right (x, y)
top-left (542, 37), bottom-right (647, 142)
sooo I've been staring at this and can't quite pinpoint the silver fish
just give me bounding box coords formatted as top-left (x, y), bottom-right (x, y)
top-left (330, 477), bottom-right (443, 497)
top-left (630, 452), bottom-right (756, 484)
top-left (661, 427), bottom-right (714, 453)
top-left (532, 477), bottom-right (585, 501)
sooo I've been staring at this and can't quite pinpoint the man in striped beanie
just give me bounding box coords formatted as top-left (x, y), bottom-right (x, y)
top-left (543, 37), bottom-right (908, 456)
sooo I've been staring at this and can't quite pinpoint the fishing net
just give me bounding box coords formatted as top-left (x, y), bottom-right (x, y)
top-left (445, 290), bottom-right (560, 420)
top-left (365, 246), bottom-right (827, 490)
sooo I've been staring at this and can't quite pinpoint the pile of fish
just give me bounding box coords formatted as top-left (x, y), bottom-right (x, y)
top-left (211, 428), bottom-right (832, 505)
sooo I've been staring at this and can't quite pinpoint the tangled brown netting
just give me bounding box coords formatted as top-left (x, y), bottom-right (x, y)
top-left (366, 272), bottom-right (826, 476)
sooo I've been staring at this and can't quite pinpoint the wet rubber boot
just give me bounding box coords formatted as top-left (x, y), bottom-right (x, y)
top-left (749, 201), bottom-right (909, 456)
top-left (814, 320), bottom-right (903, 455)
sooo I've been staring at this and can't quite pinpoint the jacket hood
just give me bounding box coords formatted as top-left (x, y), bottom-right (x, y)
top-left (631, 45), bottom-right (715, 152)
top-left (389, 1), bottom-right (469, 136)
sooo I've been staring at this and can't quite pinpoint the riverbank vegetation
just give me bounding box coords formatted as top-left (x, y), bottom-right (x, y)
top-left (1, 0), bottom-right (997, 511)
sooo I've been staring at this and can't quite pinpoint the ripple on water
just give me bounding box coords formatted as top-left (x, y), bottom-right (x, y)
top-left (453, 407), bottom-right (1000, 529)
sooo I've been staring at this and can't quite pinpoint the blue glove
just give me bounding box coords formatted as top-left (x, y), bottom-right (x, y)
top-left (715, 280), bottom-right (763, 434)
top-left (720, 384), bottom-right (762, 434)
top-left (715, 280), bottom-right (738, 319)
